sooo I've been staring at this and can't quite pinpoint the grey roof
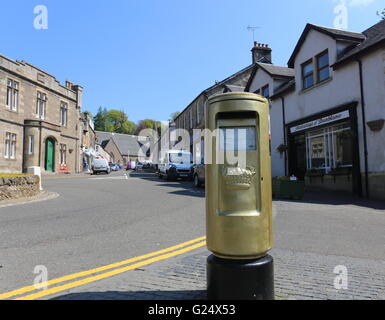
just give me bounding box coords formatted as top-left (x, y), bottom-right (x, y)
top-left (334, 19), bottom-right (385, 67)
top-left (223, 84), bottom-right (246, 92)
top-left (270, 79), bottom-right (296, 100)
top-left (257, 63), bottom-right (295, 78)
top-left (174, 63), bottom-right (255, 121)
top-left (95, 131), bottom-right (112, 144)
top-left (95, 131), bottom-right (148, 157)
top-left (288, 23), bottom-right (365, 67)
top-left (244, 63), bottom-right (294, 92)
top-left (311, 24), bottom-right (365, 40)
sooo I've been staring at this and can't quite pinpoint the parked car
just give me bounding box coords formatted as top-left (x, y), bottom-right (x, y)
top-left (135, 161), bottom-right (144, 171)
top-left (109, 163), bottom-right (119, 171)
top-left (193, 164), bottom-right (205, 188)
top-left (92, 158), bottom-right (111, 175)
top-left (158, 150), bottom-right (194, 180)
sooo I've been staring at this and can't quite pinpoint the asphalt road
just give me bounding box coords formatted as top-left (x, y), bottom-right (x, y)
top-left (0, 170), bottom-right (384, 295)
top-left (0, 171), bottom-right (205, 293)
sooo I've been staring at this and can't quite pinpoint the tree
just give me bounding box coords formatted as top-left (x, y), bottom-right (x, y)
top-left (170, 111), bottom-right (180, 122)
top-left (135, 119), bottom-right (163, 136)
top-left (93, 108), bottom-right (137, 134)
top-left (93, 107), bottom-right (108, 131)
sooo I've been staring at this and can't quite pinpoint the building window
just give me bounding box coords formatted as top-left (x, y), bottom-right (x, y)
top-left (5, 132), bottom-right (16, 159)
top-left (262, 85), bottom-right (269, 98)
top-left (28, 135), bottom-right (34, 155)
top-left (6, 79), bottom-right (19, 111)
top-left (60, 102), bottom-right (68, 126)
top-left (196, 102), bottom-right (201, 124)
top-left (305, 122), bottom-right (352, 172)
top-left (36, 92), bottom-right (47, 119)
top-left (60, 144), bottom-right (67, 164)
top-left (317, 51), bottom-right (330, 83)
top-left (302, 59), bottom-right (314, 89)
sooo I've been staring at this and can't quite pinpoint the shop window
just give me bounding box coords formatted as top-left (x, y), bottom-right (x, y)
top-left (305, 122), bottom-right (352, 172)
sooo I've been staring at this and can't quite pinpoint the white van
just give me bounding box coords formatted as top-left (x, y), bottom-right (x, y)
top-left (158, 150), bottom-right (193, 180)
top-left (92, 158), bottom-right (111, 175)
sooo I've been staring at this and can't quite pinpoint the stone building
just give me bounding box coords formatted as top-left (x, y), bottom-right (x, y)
top-left (0, 54), bottom-right (83, 174)
top-left (95, 131), bottom-right (149, 166)
top-left (80, 112), bottom-right (96, 172)
top-left (172, 42), bottom-right (272, 160)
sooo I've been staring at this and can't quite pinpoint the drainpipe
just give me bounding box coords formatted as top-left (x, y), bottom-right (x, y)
top-left (281, 97), bottom-right (288, 176)
top-left (357, 59), bottom-right (369, 198)
top-left (39, 122), bottom-right (42, 169)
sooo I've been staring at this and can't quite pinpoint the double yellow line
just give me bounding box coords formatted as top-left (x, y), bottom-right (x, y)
top-left (0, 236), bottom-right (206, 300)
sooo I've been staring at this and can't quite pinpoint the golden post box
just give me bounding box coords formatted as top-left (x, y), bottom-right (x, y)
top-left (205, 92), bottom-right (272, 259)
top-left (205, 92), bottom-right (274, 300)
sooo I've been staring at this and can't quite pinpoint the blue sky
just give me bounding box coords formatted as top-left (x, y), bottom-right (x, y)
top-left (1, 0), bottom-right (382, 123)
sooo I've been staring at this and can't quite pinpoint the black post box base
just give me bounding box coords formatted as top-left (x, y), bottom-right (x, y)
top-left (207, 254), bottom-right (274, 300)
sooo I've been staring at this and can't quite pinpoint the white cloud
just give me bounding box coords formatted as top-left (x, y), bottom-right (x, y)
top-left (348, 0), bottom-right (376, 7)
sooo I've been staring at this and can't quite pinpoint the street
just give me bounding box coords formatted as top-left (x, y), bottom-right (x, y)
top-left (0, 171), bottom-right (384, 300)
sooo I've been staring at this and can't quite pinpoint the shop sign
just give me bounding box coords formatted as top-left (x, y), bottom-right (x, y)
top-left (290, 110), bottom-right (350, 134)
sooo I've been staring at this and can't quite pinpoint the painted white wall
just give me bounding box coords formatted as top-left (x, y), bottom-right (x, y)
top-left (275, 29), bottom-right (385, 177)
top-left (361, 49), bottom-right (385, 172)
top-left (248, 68), bottom-right (287, 177)
top-left (248, 68), bottom-right (273, 93)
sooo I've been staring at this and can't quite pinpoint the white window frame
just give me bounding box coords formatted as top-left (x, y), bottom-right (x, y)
top-left (5, 132), bottom-right (16, 159)
top-left (60, 102), bottom-right (68, 126)
top-left (6, 79), bottom-right (19, 111)
top-left (305, 123), bottom-right (352, 172)
top-left (60, 144), bottom-right (67, 164)
top-left (37, 92), bottom-right (47, 119)
top-left (28, 135), bottom-right (34, 155)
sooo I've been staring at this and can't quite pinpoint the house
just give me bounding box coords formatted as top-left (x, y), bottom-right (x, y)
top-left (95, 131), bottom-right (149, 166)
top-left (80, 112), bottom-right (97, 172)
top-left (172, 42), bottom-right (273, 159)
top-left (0, 54), bottom-right (83, 174)
top-left (246, 20), bottom-right (385, 200)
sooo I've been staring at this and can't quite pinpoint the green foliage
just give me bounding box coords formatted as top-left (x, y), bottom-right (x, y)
top-left (135, 119), bottom-right (162, 136)
top-left (93, 108), bottom-right (137, 134)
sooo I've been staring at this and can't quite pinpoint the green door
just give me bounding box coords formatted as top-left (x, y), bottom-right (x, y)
top-left (45, 139), bottom-right (55, 172)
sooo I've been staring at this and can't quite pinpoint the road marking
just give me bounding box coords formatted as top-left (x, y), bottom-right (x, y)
top-left (16, 241), bottom-right (206, 300)
top-left (89, 176), bottom-right (127, 180)
top-left (0, 236), bottom-right (206, 300)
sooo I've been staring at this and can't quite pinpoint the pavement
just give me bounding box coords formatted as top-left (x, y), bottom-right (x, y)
top-left (0, 171), bottom-right (384, 300)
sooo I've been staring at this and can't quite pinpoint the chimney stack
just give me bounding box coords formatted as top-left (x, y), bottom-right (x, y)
top-left (251, 42), bottom-right (272, 64)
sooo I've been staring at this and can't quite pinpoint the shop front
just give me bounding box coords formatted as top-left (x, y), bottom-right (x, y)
top-left (287, 103), bottom-right (362, 195)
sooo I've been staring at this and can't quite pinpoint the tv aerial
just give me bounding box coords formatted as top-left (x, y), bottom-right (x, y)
top-left (247, 25), bottom-right (261, 42)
